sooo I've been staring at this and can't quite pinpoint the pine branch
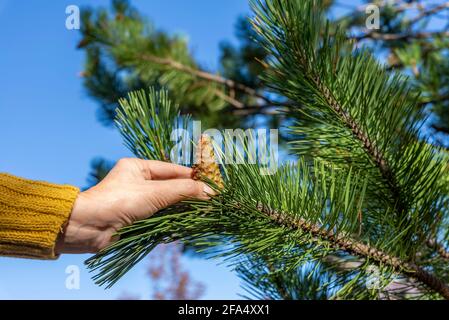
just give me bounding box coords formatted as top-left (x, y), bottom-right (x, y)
top-left (346, 1), bottom-right (449, 42)
top-left (253, 0), bottom-right (447, 250)
top-left (432, 124), bottom-right (449, 135)
top-left (232, 105), bottom-right (286, 116)
top-left (250, 0), bottom-right (449, 297)
top-left (256, 203), bottom-right (449, 299)
top-left (264, 261), bottom-right (291, 300)
top-left (353, 1), bottom-right (419, 14)
top-left (418, 94), bottom-right (449, 107)
top-left (354, 31), bottom-right (449, 41)
top-left (213, 88), bottom-right (245, 109)
top-left (426, 238), bottom-right (449, 261)
top-left (310, 75), bottom-right (406, 213)
top-left (407, 2), bottom-right (449, 27)
top-left (79, 3), bottom-right (295, 121)
top-left (138, 53), bottom-right (272, 104)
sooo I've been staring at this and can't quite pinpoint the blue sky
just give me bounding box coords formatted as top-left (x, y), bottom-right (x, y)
top-left (0, 0), bottom-right (252, 300)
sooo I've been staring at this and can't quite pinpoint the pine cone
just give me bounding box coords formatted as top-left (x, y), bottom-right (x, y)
top-left (192, 134), bottom-right (224, 190)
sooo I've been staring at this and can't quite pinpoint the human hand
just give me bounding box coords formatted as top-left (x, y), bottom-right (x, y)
top-left (55, 158), bottom-right (213, 254)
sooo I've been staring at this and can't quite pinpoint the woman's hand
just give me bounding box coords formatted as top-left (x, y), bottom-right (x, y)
top-left (55, 158), bottom-right (213, 254)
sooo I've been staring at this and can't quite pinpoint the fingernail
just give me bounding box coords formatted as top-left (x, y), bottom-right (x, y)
top-left (203, 184), bottom-right (216, 197)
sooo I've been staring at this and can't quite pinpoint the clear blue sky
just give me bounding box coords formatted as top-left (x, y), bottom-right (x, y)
top-left (0, 0), bottom-right (253, 300)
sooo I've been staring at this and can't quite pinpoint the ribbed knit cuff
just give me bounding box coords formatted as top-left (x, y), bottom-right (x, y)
top-left (0, 173), bottom-right (80, 259)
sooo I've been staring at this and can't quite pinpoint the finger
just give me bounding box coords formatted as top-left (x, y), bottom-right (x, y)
top-left (149, 179), bottom-right (214, 209)
top-left (136, 159), bottom-right (193, 180)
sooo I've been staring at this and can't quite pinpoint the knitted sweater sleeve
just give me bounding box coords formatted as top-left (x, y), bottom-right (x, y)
top-left (0, 173), bottom-right (79, 259)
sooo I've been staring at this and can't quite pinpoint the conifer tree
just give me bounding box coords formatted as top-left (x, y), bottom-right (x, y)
top-left (79, 0), bottom-right (449, 299)
top-left (335, 0), bottom-right (449, 144)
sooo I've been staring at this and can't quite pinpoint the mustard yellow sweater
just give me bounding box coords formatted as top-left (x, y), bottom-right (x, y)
top-left (0, 173), bottom-right (79, 259)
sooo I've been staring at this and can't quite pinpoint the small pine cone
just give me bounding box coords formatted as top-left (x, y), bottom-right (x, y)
top-left (192, 134), bottom-right (224, 190)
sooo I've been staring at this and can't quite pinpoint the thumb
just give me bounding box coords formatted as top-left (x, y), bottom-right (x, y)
top-left (148, 179), bottom-right (215, 210)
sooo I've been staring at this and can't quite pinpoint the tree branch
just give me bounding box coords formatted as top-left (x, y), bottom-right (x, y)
top-left (256, 204), bottom-right (449, 299)
top-left (232, 107), bottom-right (283, 116)
top-left (139, 53), bottom-right (271, 104)
top-left (407, 2), bottom-right (449, 26)
top-left (432, 124), bottom-right (449, 135)
top-left (312, 75), bottom-right (407, 213)
top-left (265, 262), bottom-right (291, 300)
top-left (419, 93), bottom-right (449, 107)
top-left (426, 238), bottom-right (449, 261)
top-left (213, 88), bottom-right (245, 109)
top-left (345, 1), bottom-right (449, 43)
top-left (354, 30), bottom-right (449, 42)
top-left (354, 1), bottom-right (422, 14)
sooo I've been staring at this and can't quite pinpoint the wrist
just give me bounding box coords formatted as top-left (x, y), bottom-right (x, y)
top-left (55, 192), bottom-right (109, 254)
